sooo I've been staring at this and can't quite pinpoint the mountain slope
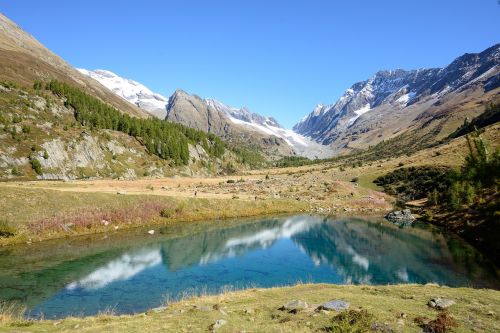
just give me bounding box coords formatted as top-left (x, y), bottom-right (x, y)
top-left (294, 44), bottom-right (500, 154)
top-left (78, 69), bottom-right (330, 158)
top-left (0, 13), bottom-right (148, 119)
top-left (0, 13), bottom-right (251, 179)
top-left (77, 69), bottom-right (169, 119)
top-left (165, 89), bottom-right (293, 157)
top-left (165, 89), bottom-right (335, 158)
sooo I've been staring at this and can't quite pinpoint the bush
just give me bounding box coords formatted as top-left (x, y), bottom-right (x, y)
top-left (160, 208), bottom-right (175, 218)
top-left (226, 179), bottom-right (235, 184)
top-left (0, 221), bottom-right (16, 238)
top-left (325, 310), bottom-right (374, 332)
top-left (30, 158), bottom-right (42, 175)
top-left (11, 166), bottom-right (22, 176)
top-left (414, 312), bottom-right (457, 333)
top-left (160, 205), bottom-right (184, 218)
top-left (43, 151), bottom-right (49, 160)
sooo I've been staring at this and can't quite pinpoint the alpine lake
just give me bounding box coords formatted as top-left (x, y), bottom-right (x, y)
top-left (0, 215), bottom-right (498, 319)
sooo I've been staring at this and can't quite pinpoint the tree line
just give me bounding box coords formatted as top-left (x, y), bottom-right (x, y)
top-left (35, 80), bottom-right (225, 165)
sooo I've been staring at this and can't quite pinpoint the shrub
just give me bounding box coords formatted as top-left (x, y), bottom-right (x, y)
top-left (325, 310), bottom-right (374, 332)
top-left (43, 151), bottom-right (49, 160)
top-left (427, 188), bottom-right (439, 205)
top-left (226, 179), bottom-right (235, 184)
top-left (0, 221), bottom-right (16, 238)
top-left (351, 177), bottom-right (359, 183)
top-left (414, 312), bottom-right (457, 333)
top-left (160, 205), bottom-right (184, 218)
top-left (30, 158), bottom-right (42, 175)
top-left (11, 166), bottom-right (22, 176)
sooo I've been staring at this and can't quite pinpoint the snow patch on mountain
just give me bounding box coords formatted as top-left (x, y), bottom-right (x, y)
top-left (347, 104), bottom-right (371, 126)
top-left (206, 98), bottom-right (333, 158)
top-left (77, 69), bottom-right (169, 119)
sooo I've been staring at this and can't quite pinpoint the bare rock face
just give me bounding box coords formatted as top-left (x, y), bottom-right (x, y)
top-left (166, 90), bottom-right (229, 136)
top-left (165, 90), bottom-right (295, 157)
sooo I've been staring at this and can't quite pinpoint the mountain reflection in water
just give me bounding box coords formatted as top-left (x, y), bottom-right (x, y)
top-left (0, 215), bottom-right (497, 318)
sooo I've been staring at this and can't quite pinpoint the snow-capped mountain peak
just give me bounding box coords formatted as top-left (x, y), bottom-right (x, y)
top-left (77, 69), bottom-right (169, 119)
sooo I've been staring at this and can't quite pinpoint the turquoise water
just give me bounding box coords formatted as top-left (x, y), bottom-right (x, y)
top-left (0, 215), bottom-right (498, 318)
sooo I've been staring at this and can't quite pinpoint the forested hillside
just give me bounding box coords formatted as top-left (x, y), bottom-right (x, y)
top-left (42, 80), bottom-right (225, 166)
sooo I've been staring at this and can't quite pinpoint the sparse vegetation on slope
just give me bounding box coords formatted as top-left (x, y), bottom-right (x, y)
top-left (450, 102), bottom-right (500, 139)
top-left (375, 130), bottom-right (500, 265)
top-left (42, 80), bottom-right (226, 165)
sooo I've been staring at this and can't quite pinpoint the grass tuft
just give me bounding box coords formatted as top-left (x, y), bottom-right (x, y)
top-left (325, 309), bottom-right (375, 333)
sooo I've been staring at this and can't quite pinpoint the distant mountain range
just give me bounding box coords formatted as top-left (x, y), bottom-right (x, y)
top-left (79, 69), bottom-right (330, 158)
top-left (80, 43), bottom-right (499, 158)
top-left (1, 9), bottom-right (498, 167)
top-left (294, 44), bottom-right (499, 153)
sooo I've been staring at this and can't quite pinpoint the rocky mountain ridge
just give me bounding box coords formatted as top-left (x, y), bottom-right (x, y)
top-left (294, 44), bottom-right (500, 152)
top-left (78, 69), bottom-right (330, 158)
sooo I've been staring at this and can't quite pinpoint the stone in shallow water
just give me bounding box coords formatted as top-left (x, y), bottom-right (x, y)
top-left (428, 297), bottom-right (455, 310)
top-left (316, 300), bottom-right (350, 311)
top-left (279, 300), bottom-right (308, 312)
top-left (151, 306), bottom-right (167, 313)
top-left (385, 209), bottom-right (415, 226)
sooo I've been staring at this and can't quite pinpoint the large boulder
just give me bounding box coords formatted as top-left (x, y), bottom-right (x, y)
top-left (279, 300), bottom-right (308, 313)
top-left (316, 300), bottom-right (350, 312)
top-left (385, 209), bottom-right (415, 226)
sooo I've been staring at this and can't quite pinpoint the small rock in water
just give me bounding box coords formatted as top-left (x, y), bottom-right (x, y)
top-left (209, 319), bottom-right (227, 331)
top-left (385, 209), bottom-right (415, 226)
top-left (316, 299), bottom-right (350, 312)
top-left (428, 297), bottom-right (455, 310)
top-left (148, 230), bottom-right (155, 235)
top-left (150, 306), bottom-right (167, 313)
top-left (279, 300), bottom-right (308, 313)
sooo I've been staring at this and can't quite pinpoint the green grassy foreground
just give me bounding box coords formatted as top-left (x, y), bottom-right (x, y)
top-left (0, 186), bottom-right (308, 246)
top-left (1, 284), bottom-right (498, 332)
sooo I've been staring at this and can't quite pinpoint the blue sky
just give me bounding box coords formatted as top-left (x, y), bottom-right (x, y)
top-left (1, 0), bottom-right (499, 128)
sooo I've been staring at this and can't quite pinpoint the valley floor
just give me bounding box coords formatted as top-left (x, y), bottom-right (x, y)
top-left (1, 123), bottom-right (498, 246)
top-left (0, 284), bottom-right (498, 332)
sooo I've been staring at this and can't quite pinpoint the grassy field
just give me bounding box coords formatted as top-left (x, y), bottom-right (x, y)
top-left (1, 123), bottom-right (498, 246)
top-left (0, 284), bottom-right (498, 332)
top-left (0, 185), bottom-right (312, 246)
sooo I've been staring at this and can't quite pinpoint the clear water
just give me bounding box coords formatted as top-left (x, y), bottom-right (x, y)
top-left (0, 215), bottom-right (497, 318)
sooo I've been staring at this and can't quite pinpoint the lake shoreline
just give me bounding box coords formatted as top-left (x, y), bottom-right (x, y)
top-left (1, 284), bottom-right (498, 332)
top-left (0, 180), bottom-right (391, 247)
